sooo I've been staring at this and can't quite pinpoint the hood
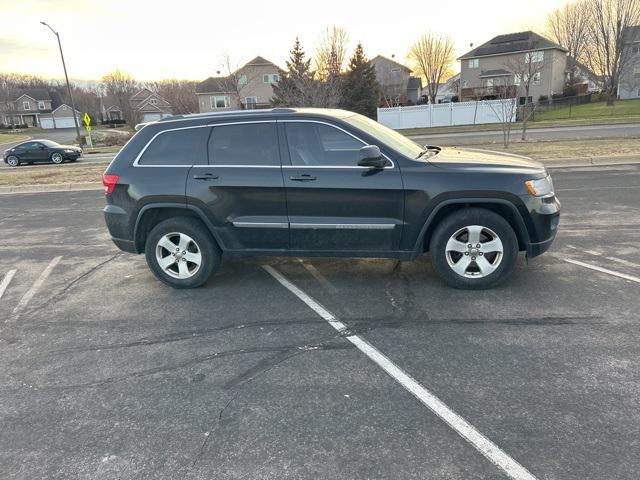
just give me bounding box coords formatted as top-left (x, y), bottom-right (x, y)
top-left (429, 147), bottom-right (545, 174)
top-left (57, 145), bottom-right (81, 151)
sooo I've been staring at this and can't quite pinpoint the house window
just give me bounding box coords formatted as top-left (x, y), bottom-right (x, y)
top-left (634, 66), bottom-right (640, 78)
top-left (513, 74), bottom-right (522, 86)
top-left (238, 74), bottom-right (247, 85)
top-left (262, 73), bottom-right (280, 83)
top-left (23, 101), bottom-right (30, 110)
top-left (211, 95), bottom-right (230, 109)
top-left (244, 96), bottom-right (257, 105)
top-left (632, 45), bottom-right (639, 54)
top-left (533, 72), bottom-right (541, 85)
top-left (38, 101), bottom-right (46, 110)
top-left (527, 51), bottom-right (544, 63)
top-left (149, 98), bottom-right (158, 105)
top-left (468, 59), bottom-right (479, 69)
top-left (519, 96), bottom-right (533, 105)
top-left (483, 78), bottom-right (495, 88)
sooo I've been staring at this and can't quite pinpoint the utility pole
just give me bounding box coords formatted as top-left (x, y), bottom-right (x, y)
top-left (40, 21), bottom-right (82, 145)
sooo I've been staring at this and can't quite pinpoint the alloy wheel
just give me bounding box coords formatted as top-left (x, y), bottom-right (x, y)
top-left (7, 156), bottom-right (19, 167)
top-left (51, 153), bottom-right (63, 164)
top-left (155, 232), bottom-right (202, 279)
top-left (445, 225), bottom-right (504, 278)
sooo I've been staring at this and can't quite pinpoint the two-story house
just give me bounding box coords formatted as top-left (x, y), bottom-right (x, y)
top-left (458, 31), bottom-right (567, 104)
top-left (370, 55), bottom-right (422, 105)
top-left (196, 56), bottom-right (281, 112)
top-left (618, 25), bottom-right (640, 100)
top-left (101, 88), bottom-right (173, 124)
top-left (0, 89), bottom-right (53, 127)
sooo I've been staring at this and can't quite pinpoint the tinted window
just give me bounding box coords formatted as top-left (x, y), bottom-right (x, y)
top-left (138, 127), bottom-right (210, 166)
top-left (285, 122), bottom-right (363, 167)
top-left (208, 122), bottom-right (279, 166)
top-left (18, 142), bottom-right (39, 150)
top-left (343, 113), bottom-right (424, 159)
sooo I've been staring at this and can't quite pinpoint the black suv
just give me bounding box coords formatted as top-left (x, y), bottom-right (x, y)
top-left (103, 108), bottom-right (560, 289)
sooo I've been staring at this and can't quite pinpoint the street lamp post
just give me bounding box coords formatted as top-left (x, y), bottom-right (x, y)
top-left (40, 21), bottom-right (82, 145)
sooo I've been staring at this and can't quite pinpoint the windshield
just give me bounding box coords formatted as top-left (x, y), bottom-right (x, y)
top-left (343, 113), bottom-right (425, 159)
top-left (40, 139), bottom-right (60, 148)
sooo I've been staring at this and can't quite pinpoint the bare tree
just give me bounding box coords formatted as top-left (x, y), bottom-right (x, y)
top-left (546, 0), bottom-right (592, 72)
top-left (147, 79), bottom-right (198, 114)
top-left (485, 92), bottom-right (519, 147)
top-left (216, 54), bottom-right (265, 109)
top-left (585, 0), bottom-right (640, 105)
top-left (315, 26), bottom-right (349, 80)
top-left (407, 33), bottom-right (455, 103)
top-left (504, 48), bottom-right (550, 140)
top-left (101, 69), bottom-right (138, 124)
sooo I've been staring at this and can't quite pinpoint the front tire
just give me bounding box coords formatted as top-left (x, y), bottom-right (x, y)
top-left (145, 217), bottom-right (220, 288)
top-left (6, 155), bottom-right (20, 167)
top-left (51, 152), bottom-right (64, 164)
top-left (430, 208), bottom-right (518, 289)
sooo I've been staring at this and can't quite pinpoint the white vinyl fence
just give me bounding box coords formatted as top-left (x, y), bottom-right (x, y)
top-left (377, 99), bottom-right (516, 129)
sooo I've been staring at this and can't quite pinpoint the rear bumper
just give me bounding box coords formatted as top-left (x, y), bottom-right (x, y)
top-left (104, 204), bottom-right (138, 253)
top-left (111, 236), bottom-right (137, 253)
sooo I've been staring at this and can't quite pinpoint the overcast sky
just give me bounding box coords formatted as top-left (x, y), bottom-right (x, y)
top-left (0, 0), bottom-right (567, 81)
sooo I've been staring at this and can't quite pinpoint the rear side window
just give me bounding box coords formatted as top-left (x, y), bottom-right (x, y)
top-left (208, 122), bottom-right (279, 166)
top-left (284, 122), bottom-right (363, 167)
top-left (138, 127), bottom-right (210, 166)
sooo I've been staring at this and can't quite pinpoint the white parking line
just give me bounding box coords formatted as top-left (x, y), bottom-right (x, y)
top-left (562, 258), bottom-right (640, 284)
top-left (566, 245), bottom-right (640, 269)
top-left (0, 269), bottom-right (17, 300)
top-left (297, 259), bottom-right (338, 293)
top-left (12, 256), bottom-right (62, 315)
top-left (263, 264), bottom-right (538, 480)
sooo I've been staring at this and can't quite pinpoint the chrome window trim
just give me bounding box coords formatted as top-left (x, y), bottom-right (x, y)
top-left (132, 124), bottom-right (211, 167)
top-left (290, 223), bottom-right (396, 230)
top-left (279, 119), bottom-right (395, 169)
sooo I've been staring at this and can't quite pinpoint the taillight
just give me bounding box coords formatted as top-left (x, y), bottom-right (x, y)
top-left (102, 174), bottom-right (119, 194)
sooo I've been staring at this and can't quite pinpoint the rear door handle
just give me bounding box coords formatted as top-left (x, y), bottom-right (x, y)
top-left (290, 174), bottom-right (316, 182)
top-left (193, 173), bottom-right (219, 180)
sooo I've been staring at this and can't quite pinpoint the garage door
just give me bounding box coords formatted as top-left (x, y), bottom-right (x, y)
top-left (142, 113), bottom-right (164, 122)
top-left (40, 118), bottom-right (55, 129)
top-left (55, 117), bottom-right (78, 129)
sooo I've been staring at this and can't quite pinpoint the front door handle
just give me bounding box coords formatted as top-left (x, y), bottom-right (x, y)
top-left (193, 173), bottom-right (219, 180)
top-left (290, 174), bottom-right (316, 182)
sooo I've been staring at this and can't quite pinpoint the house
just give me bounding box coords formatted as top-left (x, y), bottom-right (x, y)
top-left (458, 31), bottom-right (568, 103)
top-left (100, 88), bottom-right (173, 124)
top-left (618, 25), bottom-right (640, 99)
top-left (129, 88), bottom-right (173, 122)
top-left (0, 89), bottom-right (53, 127)
top-left (196, 56), bottom-right (281, 112)
top-left (39, 104), bottom-right (82, 129)
top-left (566, 57), bottom-right (602, 94)
top-left (370, 55), bottom-right (422, 106)
top-left (435, 73), bottom-right (460, 103)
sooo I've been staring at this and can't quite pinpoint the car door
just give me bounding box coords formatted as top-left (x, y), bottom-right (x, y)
top-left (16, 142), bottom-right (39, 161)
top-left (31, 142), bottom-right (51, 162)
top-left (186, 121), bottom-right (288, 252)
top-left (281, 120), bottom-right (404, 252)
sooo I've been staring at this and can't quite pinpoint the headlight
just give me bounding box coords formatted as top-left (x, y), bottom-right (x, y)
top-left (525, 175), bottom-right (554, 196)
top-left (64, 149), bottom-right (74, 153)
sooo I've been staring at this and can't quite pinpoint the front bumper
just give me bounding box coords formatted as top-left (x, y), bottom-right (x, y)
top-left (522, 193), bottom-right (561, 258)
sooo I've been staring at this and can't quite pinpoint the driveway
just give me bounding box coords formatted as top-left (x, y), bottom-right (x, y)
top-left (1, 164), bottom-right (639, 479)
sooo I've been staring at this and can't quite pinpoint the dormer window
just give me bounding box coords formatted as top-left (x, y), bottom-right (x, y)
top-left (23, 101), bottom-right (30, 110)
top-left (38, 101), bottom-right (46, 110)
top-left (150, 98), bottom-right (158, 105)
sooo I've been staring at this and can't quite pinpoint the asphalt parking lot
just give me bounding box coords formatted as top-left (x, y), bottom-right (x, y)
top-left (1, 164), bottom-right (639, 480)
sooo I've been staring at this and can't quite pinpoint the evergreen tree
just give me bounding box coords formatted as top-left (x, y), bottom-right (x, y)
top-left (339, 43), bottom-right (380, 118)
top-left (271, 37), bottom-right (315, 107)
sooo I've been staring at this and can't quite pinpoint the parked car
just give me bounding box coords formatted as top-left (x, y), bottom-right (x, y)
top-left (3, 139), bottom-right (82, 166)
top-left (103, 108), bottom-right (560, 289)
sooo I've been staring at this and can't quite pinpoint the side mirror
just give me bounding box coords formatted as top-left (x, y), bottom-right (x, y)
top-left (357, 145), bottom-right (386, 169)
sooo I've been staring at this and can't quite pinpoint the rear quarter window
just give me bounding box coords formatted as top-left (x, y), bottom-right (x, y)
top-left (138, 127), bottom-right (211, 166)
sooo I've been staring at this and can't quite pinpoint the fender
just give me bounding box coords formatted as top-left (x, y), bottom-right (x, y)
top-left (411, 197), bottom-right (531, 254)
top-left (133, 202), bottom-right (227, 252)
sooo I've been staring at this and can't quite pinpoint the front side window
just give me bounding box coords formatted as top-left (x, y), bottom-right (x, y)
top-left (23, 101), bottom-right (30, 110)
top-left (211, 95), bottom-right (230, 109)
top-left (468, 59), bottom-right (479, 69)
top-left (285, 122), bottom-right (365, 167)
top-left (208, 122), bottom-right (279, 166)
top-left (138, 127), bottom-right (210, 166)
top-left (343, 113), bottom-right (423, 159)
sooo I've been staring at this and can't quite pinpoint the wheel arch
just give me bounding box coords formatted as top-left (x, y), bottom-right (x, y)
top-left (415, 198), bottom-right (530, 254)
top-left (133, 203), bottom-right (225, 253)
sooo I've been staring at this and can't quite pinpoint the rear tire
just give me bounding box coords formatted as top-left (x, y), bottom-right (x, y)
top-left (430, 208), bottom-right (518, 289)
top-left (6, 155), bottom-right (20, 167)
top-left (145, 217), bottom-right (220, 289)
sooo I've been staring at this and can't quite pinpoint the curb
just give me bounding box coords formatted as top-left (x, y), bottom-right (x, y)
top-left (0, 182), bottom-right (102, 195)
